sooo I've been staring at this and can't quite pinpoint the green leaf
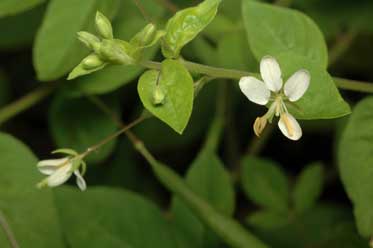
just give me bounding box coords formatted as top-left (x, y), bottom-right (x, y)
top-left (247, 210), bottom-right (289, 229)
top-left (138, 59), bottom-right (194, 134)
top-left (55, 186), bottom-right (177, 248)
top-left (0, 133), bottom-right (64, 247)
top-left (0, 4), bottom-right (45, 50)
top-left (293, 162), bottom-right (324, 214)
top-left (67, 0), bottom-right (164, 96)
top-left (0, 0), bottom-right (45, 17)
top-left (162, 0), bottom-right (222, 58)
top-left (276, 54), bottom-right (351, 119)
top-left (338, 97), bottom-right (373, 237)
top-left (241, 156), bottom-right (289, 213)
top-left (141, 151), bottom-right (268, 248)
top-left (49, 94), bottom-right (119, 164)
top-left (248, 204), bottom-right (367, 248)
top-left (171, 149), bottom-right (235, 247)
top-left (242, 1), bottom-right (328, 68)
top-left (33, 0), bottom-right (120, 81)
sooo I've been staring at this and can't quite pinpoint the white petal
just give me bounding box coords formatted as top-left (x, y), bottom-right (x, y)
top-left (278, 113), bottom-right (302, 141)
top-left (284, 69), bottom-right (310, 102)
top-left (46, 163), bottom-right (73, 187)
top-left (74, 171), bottom-right (87, 191)
top-left (260, 56), bottom-right (283, 92)
top-left (37, 158), bottom-right (69, 175)
top-left (239, 76), bottom-right (271, 105)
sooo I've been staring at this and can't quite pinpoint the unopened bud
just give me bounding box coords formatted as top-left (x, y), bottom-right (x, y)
top-left (95, 11), bottom-right (113, 39)
top-left (99, 39), bottom-right (134, 64)
top-left (77, 31), bottom-right (101, 51)
top-left (253, 116), bottom-right (267, 137)
top-left (131, 23), bottom-right (157, 47)
top-left (82, 54), bottom-right (104, 69)
top-left (152, 86), bottom-right (166, 105)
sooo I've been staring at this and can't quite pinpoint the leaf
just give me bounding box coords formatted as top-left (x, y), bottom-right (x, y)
top-left (55, 186), bottom-right (177, 248)
top-left (66, 0), bottom-right (164, 96)
top-left (338, 97), bottom-right (373, 237)
top-left (49, 93), bottom-right (120, 164)
top-left (247, 210), bottom-right (289, 229)
top-left (242, 1), bottom-right (328, 68)
top-left (276, 54), bottom-right (351, 119)
top-left (138, 59), bottom-right (194, 134)
top-left (293, 162), bottom-right (324, 214)
top-left (0, 133), bottom-right (64, 247)
top-left (143, 154), bottom-right (268, 248)
top-left (241, 156), bottom-right (289, 213)
top-left (0, 4), bottom-right (45, 50)
top-left (33, 0), bottom-right (120, 81)
top-left (248, 204), bottom-right (367, 248)
top-left (162, 0), bottom-right (222, 58)
top-left (0, 0), bottom-right (45, 17)
top-left (171, 149), bottom-right (235, 247)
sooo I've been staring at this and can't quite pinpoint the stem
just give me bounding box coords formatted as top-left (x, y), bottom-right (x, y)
top-left (141, 60), bottom-right (373, 93)
top-left (328, 30), bottom-right (357, 67)
top-left (247, 124), bottom-right (275, 156)
top-left (0, 210), bottom-right (19, 248)
top-left (80, 114), bottom-right (146, 158)
top-left (0, 85), bottom-right (56, 126)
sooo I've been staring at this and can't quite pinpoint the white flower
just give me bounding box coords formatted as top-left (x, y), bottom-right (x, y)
top-left (239, 56), bottom-right (310, 141)
top-left (37, 157), bottom-right (87, 191)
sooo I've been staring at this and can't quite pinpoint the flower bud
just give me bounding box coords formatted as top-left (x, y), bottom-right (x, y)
top-left (253, 116), bottom-right (267, 137)
top-left (77, 31), bottom-right (101, 51)
top-left (131, 23), bottom-right (157, 47)
top-left (95, 11), bottom-right (113, 39)
top-left (152, 86), bottom-right (166, 105)
top-left (82, 54), bottom-right (104, 69)
top-left (99, 39), bottom-right (134, 65)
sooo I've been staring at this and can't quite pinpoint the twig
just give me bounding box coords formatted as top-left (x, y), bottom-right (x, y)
top-left (0, 210), bottom-right (20, 248)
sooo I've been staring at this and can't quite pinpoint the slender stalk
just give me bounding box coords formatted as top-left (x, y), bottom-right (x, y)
top-left (0, 210), bottom-right (19, 248)
top-left (328, 30), bottom-right (357, 67)
top-left (141, 60), bottom-right (373, 93)
top-left (247, 124), bottom-right (275, 156)
top-left (0, 85), bottom-right (56, 126)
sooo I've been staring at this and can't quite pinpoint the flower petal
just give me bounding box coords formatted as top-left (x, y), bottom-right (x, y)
top-left (239, 76), bottom-right (271, 105)
top-left (37, 158), bottom-right (69, 175)
top-left (46, 162), bottom-right (73, 187)
top-left (278, 113), bottom-right (302, 141)
top-left (74, 170), bottom-right (87, 191)
top-left (260, 56), bottom-right (283, 92)
top-left (284, 69), bottom-right (310, 102)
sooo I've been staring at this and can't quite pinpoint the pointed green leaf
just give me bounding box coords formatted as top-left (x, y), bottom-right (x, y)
top-left (242, 1), bottom-right (328, 68)
top-left (55, 186), bottom-right (177, 248)
top-left (0, 133), bottom-right (64, 247)
top-left (138, 59), bottom-right (194, 134)
top-left (338, 97), bottom-right (373, 237)
top-left (241, 156), bottom-right (289, 213)
top-left (293, 162), bottom-right (324, 214)
top-left (33, 0), bottom-right (120, 81)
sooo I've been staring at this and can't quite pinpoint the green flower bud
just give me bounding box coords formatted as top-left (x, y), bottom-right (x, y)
top-left (95, 11), bottom-right (113, 39)
top-left (99, 39), bottom-right (134, 65)
top-left (152, 86), bottom-right (166, 105)
top-left (131, 23), bottom-right (157, 47)
top-left (77, 31), bottom-right (101, 51)
top-left (82, 54), bottom-right (104, 69)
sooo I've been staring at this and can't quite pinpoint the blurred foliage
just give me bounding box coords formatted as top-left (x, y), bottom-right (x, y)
top-left (0, 0), bottom-right (373, 247)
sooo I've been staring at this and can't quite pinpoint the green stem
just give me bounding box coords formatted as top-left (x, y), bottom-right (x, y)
top-left (0, 210), bottom-right (19, 248)
top-left (0, 85), bottom-right (56, 126)
top-left (141, 60), bottom-right (373, 93)
top-left (247, 124), bottom-right (275, 156)
top-left (328, 30), bottom-right (357, 67)
top-left (203, 82), bottom-right (227, 152)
